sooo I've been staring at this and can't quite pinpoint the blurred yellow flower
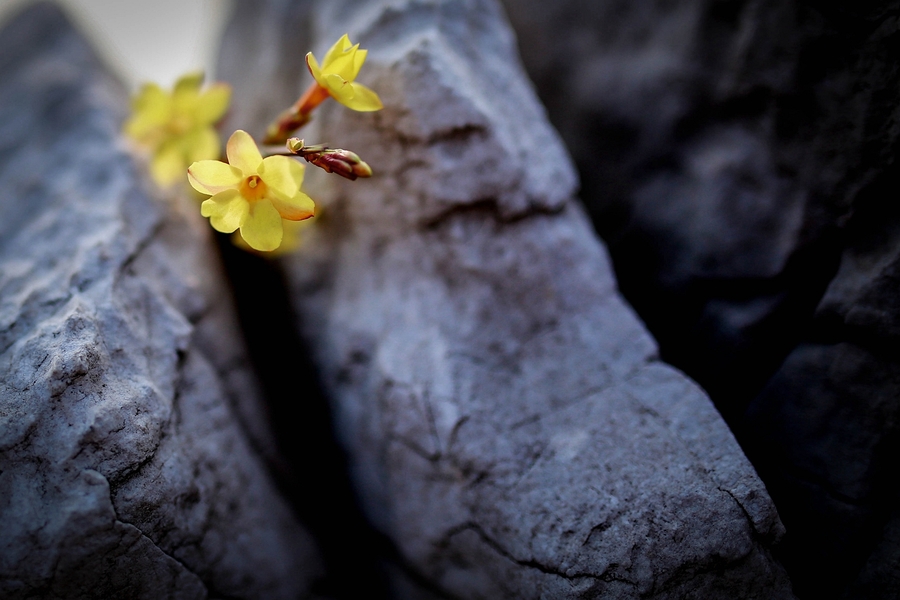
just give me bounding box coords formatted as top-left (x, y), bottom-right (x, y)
top-left (124, 72), bottom-right (231, 187)
top-left (307, 34), bottom-right (383, 112)
top-left (188, 130), bottom-right (315, 252)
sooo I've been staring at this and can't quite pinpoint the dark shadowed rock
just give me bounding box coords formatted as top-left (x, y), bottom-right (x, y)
top-left (219, 0), bottom-right (795, 597)
top-left (498, 0), bottom-right (879, 413)
top-left (498, 0), bottom-right (900, 597)
top-left (0, 4), bottom-right (321, 599)
top-left (745, 194), bottom-right (900, 599)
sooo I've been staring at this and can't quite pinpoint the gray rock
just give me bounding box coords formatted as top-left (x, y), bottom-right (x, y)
top-left (219, 0), bottom-right (794, 597)
top-left (498, 0), bottom-right (898, 411)
top-left (498, 0), bottom-right (900, 596)
top-left (745, 199), bottom-right (900, 599)
top-left (0, 4), bottom-right (321, 599)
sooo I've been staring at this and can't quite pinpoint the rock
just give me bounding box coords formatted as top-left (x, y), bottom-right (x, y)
top-left (498, 0), bottom-right (897, 413)
top-left (744, 196), bottom-right (900, 599)
top-left (218, 0), bottom-right (795, 597)
top-left (0, 4), bottom-right (321, 599)
top-left (498, 0), bottom-right (900, 596)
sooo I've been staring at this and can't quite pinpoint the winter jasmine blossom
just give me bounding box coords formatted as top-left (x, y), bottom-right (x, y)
top-left (264, 34), bottom-right (382, 144)
top-left (307, 33), bottom-right (383, 112)
top-left (124, 72), bottom-right (230, 187)
top-left (188, 130), bottom-right (315, 251)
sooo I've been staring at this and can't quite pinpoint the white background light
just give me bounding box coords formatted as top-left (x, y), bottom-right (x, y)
top-left (0, 0), bottom-right (234, 88)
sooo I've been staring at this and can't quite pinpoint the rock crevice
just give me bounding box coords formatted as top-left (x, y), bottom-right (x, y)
top-left (219, 0), bottom-right (795, 597)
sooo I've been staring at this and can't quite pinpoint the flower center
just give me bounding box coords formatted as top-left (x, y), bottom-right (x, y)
top-left (168, 113), bottom-right (193, 136)
top-left (240, 175), bottom-right (268, 202)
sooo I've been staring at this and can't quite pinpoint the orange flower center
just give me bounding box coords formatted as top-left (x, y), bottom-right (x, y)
top-left (240, 175), bottom-right (268, 202)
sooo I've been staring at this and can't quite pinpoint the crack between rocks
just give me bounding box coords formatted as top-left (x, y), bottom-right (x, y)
top-left (215, 233), bottom-right (402, 598)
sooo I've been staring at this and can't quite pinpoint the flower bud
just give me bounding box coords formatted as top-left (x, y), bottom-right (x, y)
top-left (286, 138), bottom-right (373, 180)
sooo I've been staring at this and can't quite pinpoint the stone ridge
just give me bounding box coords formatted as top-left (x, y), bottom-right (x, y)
top-left (0, 4), bottom-right (320, 599)
top-left (219, 0), bottom-right (796, 597)
top-left (498, 0), bottom-right (900, 596)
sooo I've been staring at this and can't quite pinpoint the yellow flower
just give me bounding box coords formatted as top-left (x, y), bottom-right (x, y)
top-left (188, 130), bottom-right (315, 252)
top-left (231, 212), bottom-right (318, 256)
top-left (307, 34), bottom-right (383, 112)
top-left (124, 72), bottom-right (231, 187)
top-left (263, 34), bottom-right (383, 144)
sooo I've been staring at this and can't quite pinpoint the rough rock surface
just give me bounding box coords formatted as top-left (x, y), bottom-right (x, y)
top-left (744, 194), bottom-right (900, 599)
top-left (0, 5), bottom-right (321, 599)
top-left (499, 0), bottom-right (900, 597)
top-left (498, 0), bottom-right (894, 412)
top-left (219, 0), bottom-right (795, 597)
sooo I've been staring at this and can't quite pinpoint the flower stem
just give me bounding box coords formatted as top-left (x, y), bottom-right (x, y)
top-left (263, 82), bottom-right (331, 144)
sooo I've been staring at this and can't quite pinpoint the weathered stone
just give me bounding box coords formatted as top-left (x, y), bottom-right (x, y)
top-left (499, 0), bottom-right (900, 596)
top-left (219, 0), bottom-right (794, 597)
top-left (499, 0), bottom-right (898, 411)
top-left (0, 4), bottom-right (321, 599)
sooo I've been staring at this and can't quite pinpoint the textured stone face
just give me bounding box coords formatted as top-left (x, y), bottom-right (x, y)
top-left (0, 5), bottom-right (320, 599)
top-left (498, 0), bottom-right (900, 597)
top-left (219, 0), bottom-right (794, 597)
top-left (499, 0), bottom-right (898, 413)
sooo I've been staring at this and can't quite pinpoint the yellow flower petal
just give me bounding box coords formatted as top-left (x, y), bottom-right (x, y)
top-left (261, 151), bottom-right (315, 221)
top-left (172, 74), bottom-right (204, 116)
top-left (309, 35), bottom-right (374, 93)
top-left (240, 198), bottom-right (283, 251)
top-left (201, 189), bottom-right (248, 233)
top-left (232, 211), bottom-right (317, 255)
top-left (183, 127), bottom-right (221, 164)
top-left (173, 72), bottom-right (204, 98)
top-left (194, 83), bottom-right (231, 125)
top-left (322, 33), bottom-right (352, 68)
top-left (124, 83), bottom-right (172, 141)
top-left (339, 82), bottom-right (383, 112)
top-left (323, 72), bottom-right (351, 99)
top-left (188, 160), bottom-right (242, 195)
top-left (125, 72), bottom-right (234, 191)
top-left (326, 44), bottom-right (360, 81)
top-left (306, 52), bottom-right (325, 87)
top-left (150, 141), bottom-right (186, 187)
top-left (130, 83), bottom-right (171, 117)
top-left (271, 191), bottom-right (315, 222)
top-left (226, 130), bottom-right (263, 175)
top-left (258, 155), bottom-right (301, 199)
top-left (350, 48), bottom-right (367, 81)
